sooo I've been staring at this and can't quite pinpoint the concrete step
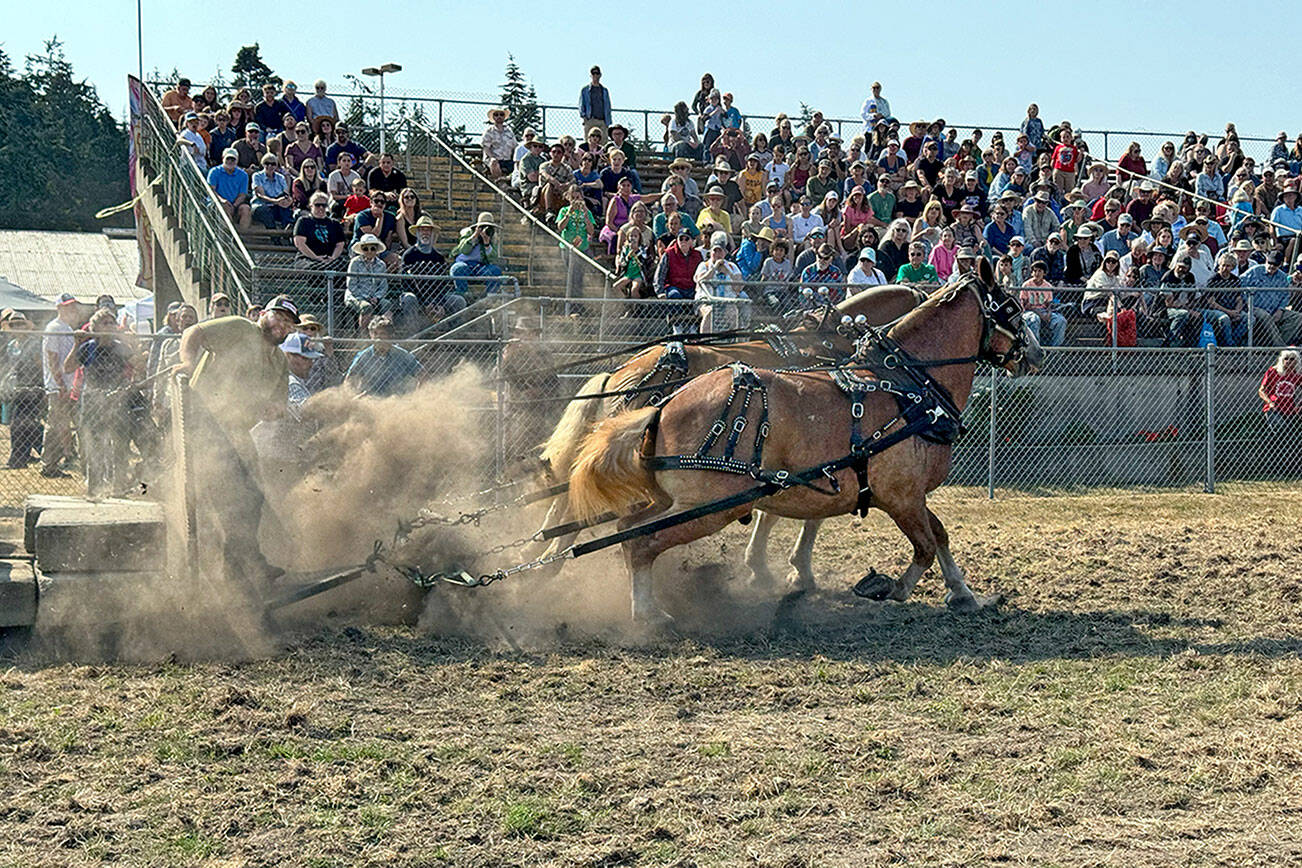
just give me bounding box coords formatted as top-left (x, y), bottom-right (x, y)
top-left (0, 559), bottom-right (36, 628)
top-left (34, 500), bottom-right (167, 574)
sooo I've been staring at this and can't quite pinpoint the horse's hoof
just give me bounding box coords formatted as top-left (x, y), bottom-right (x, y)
top-left (787, 571), bottom-right (816, 593)
top-left (633, 606), bottom-right (676, 629)
top-left (945, 592), bottom-right (982, 613)
top-left (853, 570), bottom-right (894, 601)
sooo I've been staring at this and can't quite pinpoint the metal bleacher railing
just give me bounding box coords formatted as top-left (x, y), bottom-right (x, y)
top-left (136, 86), bottom-right (255, 308)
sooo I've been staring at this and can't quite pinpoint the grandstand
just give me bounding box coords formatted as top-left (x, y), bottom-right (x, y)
top-left (137, 75), bottom-right (1302, 349)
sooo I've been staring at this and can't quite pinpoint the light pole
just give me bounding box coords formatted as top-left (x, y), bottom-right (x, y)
top-left (361, 63), bottom-right (402, 154)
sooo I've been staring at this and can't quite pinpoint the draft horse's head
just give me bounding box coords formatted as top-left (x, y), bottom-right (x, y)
top-left (959, 263), bottom-right (1044, 377)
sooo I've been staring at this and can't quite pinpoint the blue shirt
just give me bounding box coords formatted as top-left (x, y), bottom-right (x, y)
top-left (736, 239), bottom-right (764, 279)
top-left (982, 220), bottom-right (1017, 256)
top-left (1099, 229), bottom-right (1136, 257)
top-left (345, 345), bottom-right (423, 397)
top-left (1270, 204), bottom-right (1302, 238)
top-left (721, 107), bottom-right (743, 130)
top-left (252, 170), bottom-right (288, 203)
top-left (326, 140), bottom-right (366, 170)
top-left (207, 165), bottom-right (249, 204)
top-left (1240, 265), bottom-right (1290, 312)
top-left (1021, 117), bottom-right (1044, 149)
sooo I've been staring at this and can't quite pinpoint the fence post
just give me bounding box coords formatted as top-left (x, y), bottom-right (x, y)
top-left (987, 367), bottom-right (997, 499)
top-left (1103, 131), bottom-right (1109, 163)
top-left (495, 309), bottom-right (507, 482)
top-left (1246, 291), bottom-right (1255, 347)
top-left (1204, 343), bottom-right (1215, 493)
top-left (326, 273), bottom-right (336, 336)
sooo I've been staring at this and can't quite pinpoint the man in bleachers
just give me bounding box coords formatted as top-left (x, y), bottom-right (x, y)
top-left (292, 192), bottom-right (347, 268)
top-left (1242, 251), bottom-right (1301, 345)
top-left (536, 143), bottom-right (575, 220)
top-left (208, 149), bottom-right (252, 230)
top-left (515, 137), bottom-right (547, 198)
top-left (253, 83), bottom-right (291, 139)
top-left (325, 124), bottom-right (369, 172)
top-left (306, 80), bottom-right (338, 126)
top-left (401, 215), bottom-right (463, 324)
top-left (1031, 234), bottom-right (1067, 285)
top-left (1270, 182), bottom-right (1302, 260)
top-left (366, 154), bottom-right (407, 203)
top-left (233, 123), bottom-right (266, 173)
top-left (481, 107), bottom-right (518, 180)
top-left (1022, 191), bottom-right (1061, 250)
top-left (326, 152), bottom-right (362, 218)
top-left (1100, 213), bottom-right (1137, 257)
top-left (351, 194), bottom-right (401, 268)
top-left (162, 78), bottom-right (194, 124)
top-left (346, 316), bottom-right (422, 397)
top-left (449, 213), bottom-right (504, 297)
top-left (654, 228), bottom-right (703, 301)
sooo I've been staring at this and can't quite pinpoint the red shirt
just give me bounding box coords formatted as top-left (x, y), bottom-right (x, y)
top-left (1051, 143), bottom-right (1081, 173)
top-left (1261, 367), bottom-right (1302, 415)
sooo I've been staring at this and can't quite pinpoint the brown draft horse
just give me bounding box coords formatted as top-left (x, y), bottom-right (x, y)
top-left (567, 274), bottom-right (1043, 624)
top-left (534, 285), bottom-right (928, 579)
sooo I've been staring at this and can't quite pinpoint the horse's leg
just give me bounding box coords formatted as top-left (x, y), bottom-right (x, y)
top-left (624, 499), bottom-right (753, 624)
top-left (787, 519), bottom-right (823, 592)
top-left (855, 501), bottom-right (936, 603)
top-left (928, 508), bottom-right (981, 613)
top-left (743, 510), bottom-right (780, 590)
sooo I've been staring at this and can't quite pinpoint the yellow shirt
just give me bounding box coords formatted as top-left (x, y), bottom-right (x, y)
top-left (696, 207), bottom-right (732, 236)
top-left (188, 316), bottom-right (288, 432)
top-left (739, 168), bottom-right (767, 205)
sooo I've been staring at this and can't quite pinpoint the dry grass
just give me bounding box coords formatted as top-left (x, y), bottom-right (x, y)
top-left (4, 488), bottom-right (1302, 866)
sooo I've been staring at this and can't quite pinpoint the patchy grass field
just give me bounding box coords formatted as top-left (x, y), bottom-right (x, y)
top-left (3, 488), bottom-right (1302, 866)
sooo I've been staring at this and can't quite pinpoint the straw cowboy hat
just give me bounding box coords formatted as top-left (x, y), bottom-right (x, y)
top-left (755, 227), bottom-right (777, 243)
top-left (352, 233), bottom-right (385, 255)
top-left (412, 215), bottom-right (438, 231)
top-left (470, 211), bottom-right (499, 229)
top-left (487, 106), bottom-right (510, 121)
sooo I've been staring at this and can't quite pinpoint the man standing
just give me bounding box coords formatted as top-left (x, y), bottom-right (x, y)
top-left (176, 296), bottom-right (299, 586)
top-left (40, 294), bottom-right (81, 478)
top-left (579, 66), bottom-right (612, 146)
top-left (860, 81), bottom-right (892, 133)
top-left (1, 313), bottom-right (45, 469)
top-left (280, 332), bottom-right (324, 419)
top-left (345, 316), bottom-right (423, 397)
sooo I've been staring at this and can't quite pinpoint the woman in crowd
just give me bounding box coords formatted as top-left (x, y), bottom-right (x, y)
top-left (194, 84), bottom-right (219, 113)
top-left (64, 309), bottom-right (133, 498)
top-left (291, 159), bottom-right (327, 214)
top-left (394, 188), bottom-right (424, 248)
top-left (599, 176), bottom-right (639, 255)
top-left (764, 192), bottom-right (790, 239)
top-left (226, 100), bottom-right (249, 137)
top-left (927, 226), bottom-right (959, 281)
top-left (839, 186), bottom-right (874, 256)
top-left (574, 152), bottom-right (604, 216)
top-left (663, 102), bottom-right (699, 160)
top-left (770, 116), bottom-right (796, 153)
top-left (911, 200), bottom-right (945, 254)
top-left (787, 146), bottom-right (813, 200)
top-left (1260, 349), bottom-right (1302, 433)
top-left (283, 121), bottom-right (322, 172)
top-left (750, 133), bottom-right (772, 168)
top-left (313, 116), bottom-right (336, 154)
top-left (877, 219), bottom-right (912, 280)
top-left (690, 73), bottom-right (716, 116)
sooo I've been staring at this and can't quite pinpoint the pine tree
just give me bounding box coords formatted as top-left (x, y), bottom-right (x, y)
top-left (797, 103), bottom-right (814, 131)
top-left (0, 38), bottom-right (128, 230)
top-left (498, 55), bottom-right (539, 138)
top-left (230, 44), bottom-right (279, 89)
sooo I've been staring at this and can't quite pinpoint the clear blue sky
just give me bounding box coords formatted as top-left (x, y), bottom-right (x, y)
top-left (7, 0), bottom-right (1299, 143)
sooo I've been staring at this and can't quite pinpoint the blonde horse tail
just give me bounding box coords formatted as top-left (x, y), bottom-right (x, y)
top-left (539, 373), bottom-right (609, 482)
top-left (569, 406), bottom-right (661, 521)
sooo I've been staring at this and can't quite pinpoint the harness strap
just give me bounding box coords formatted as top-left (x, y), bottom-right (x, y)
top-left (575, 414), bottom-right (932, 559)
top-left (624, 341), bottom-right (690, 409)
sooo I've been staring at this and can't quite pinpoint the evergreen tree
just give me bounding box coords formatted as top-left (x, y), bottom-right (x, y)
top-left (498, 55), bottom-right (539, 138)
top-left (0, 39), bottom-right (128, 230)
top-left (230, 44), bottom-right (279, 88)
top-left (797, 103), bottom-right (814, 132)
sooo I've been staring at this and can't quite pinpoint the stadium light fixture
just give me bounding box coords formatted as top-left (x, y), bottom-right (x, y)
top-left (361, 64), bottom-right (403, 153)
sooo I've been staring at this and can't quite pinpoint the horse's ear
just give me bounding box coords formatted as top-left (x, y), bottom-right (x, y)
top-left (976, 254), bottom-right (994, 287)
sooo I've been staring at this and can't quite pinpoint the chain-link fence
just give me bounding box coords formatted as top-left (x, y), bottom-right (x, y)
top-left (1, 309), bottom-right (1298, 515)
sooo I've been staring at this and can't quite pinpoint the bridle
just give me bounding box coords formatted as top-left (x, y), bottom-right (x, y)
top-left (960, 275), bottom-right (1030, 368)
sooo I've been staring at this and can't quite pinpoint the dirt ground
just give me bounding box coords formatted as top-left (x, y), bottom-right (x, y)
top-left (3, 487), bottom-right (1302, 867)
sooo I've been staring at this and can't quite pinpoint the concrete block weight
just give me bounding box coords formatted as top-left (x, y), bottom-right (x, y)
top-left (0, 559), bottom-right (36, 627)
top-left (34, 502), bottom-right (167, 574)
top-left (23, 495), bottom-right (142, 553)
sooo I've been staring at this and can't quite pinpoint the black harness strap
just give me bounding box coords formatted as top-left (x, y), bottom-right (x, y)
top-left (645, 363), bottom-right (777, 480)
top-left (572, 413), bottom-right (932, 559)
top-left (623, 341), bottom-right (690, 409)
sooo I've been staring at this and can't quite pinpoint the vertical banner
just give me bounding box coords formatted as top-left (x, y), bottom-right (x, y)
top-left (128, 75), bottom-right (154, 292)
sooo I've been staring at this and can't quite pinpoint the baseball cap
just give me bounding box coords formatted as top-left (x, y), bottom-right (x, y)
top-left (279, 332), bottom-right (323, 358)
top-left (245, 122), bottom-right (261, 132)
top-left (1118, 213), bottom-right (1134, 225)
top-left (676, 227), bottom-right (693, 238)
top-left (264, 295), bottom-right (300, 323)
top-left (56, 292), bottom-right (79, 307)
top-left (1009, 236), bottom-right (1025, 246)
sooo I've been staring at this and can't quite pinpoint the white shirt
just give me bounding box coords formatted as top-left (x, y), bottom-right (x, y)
top-left (179, 129), bottom-right (207, 171)
top-left (42, 318), bottom-right (74, 393)
top-left (790, 212), bottom-right (825, 244)
top-left (847, 265), bottom-right (887, 286)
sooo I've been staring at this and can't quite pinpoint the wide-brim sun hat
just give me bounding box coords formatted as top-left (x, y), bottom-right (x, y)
top-left (471, 212), bottom-right (499, 229)
top-left (352, 233), bottom-right (385, 255)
